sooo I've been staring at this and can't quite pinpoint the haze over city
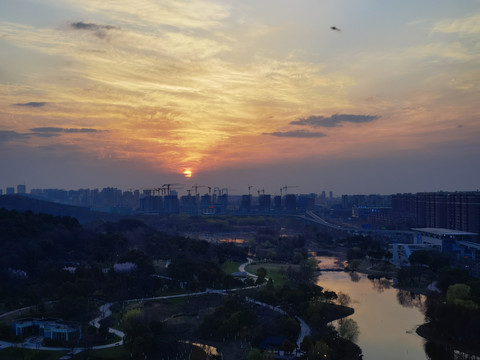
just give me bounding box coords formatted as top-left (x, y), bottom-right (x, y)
top-left (1, 0), bottom-right (479, 194)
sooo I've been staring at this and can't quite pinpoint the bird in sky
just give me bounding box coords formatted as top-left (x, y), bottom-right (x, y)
top-left (330, 26), bottom-right (341, 31)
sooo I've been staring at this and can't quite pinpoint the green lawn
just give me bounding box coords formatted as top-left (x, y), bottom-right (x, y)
top-left (222, 260), bottom-right (242, 275)
top-left (246, 262), bottom-right (299, 288)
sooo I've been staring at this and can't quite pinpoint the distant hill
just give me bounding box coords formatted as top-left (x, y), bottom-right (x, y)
top-left (0, 194), bottom-right (121, 224)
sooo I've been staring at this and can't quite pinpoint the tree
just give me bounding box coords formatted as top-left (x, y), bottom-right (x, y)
top-left (408, 250), bottom-right (431, 266)
top-left (300, 336), bottom-right (313, 352)
top-left (339, 318), bottom-right (359, 342)
top-left (246, 348), bottom-right (263, 360)
top-left (323, 290), bottom-right (338, 303)
top-left (282, 339), bottom-right (296, 353)
top-left (337, 292), bottom-right (351, 306)
top-left (446, 283), bottom-right (478, 310)
top-left (347, 247), bottom-right (363, 261)
top-left (348, 259), bottom-right (362, 272)
top-left (309, 340), bottom-right (330, 360)
top-left (256, 267), bottom-right (267, 284)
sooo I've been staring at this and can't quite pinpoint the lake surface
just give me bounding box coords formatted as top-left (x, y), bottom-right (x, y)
top-left (316, 264), bottom-right (428, 360)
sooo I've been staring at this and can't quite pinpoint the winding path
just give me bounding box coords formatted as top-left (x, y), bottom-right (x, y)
top-left (239, 259), bottom-right (311, 350)
top-left (0, 258), bottom-right (311, 355)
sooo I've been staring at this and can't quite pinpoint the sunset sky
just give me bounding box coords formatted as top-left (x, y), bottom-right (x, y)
top-left (1, 0), bottom-right (479, 195)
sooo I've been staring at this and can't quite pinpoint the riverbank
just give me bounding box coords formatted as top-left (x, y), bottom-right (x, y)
top-left (416, 323), bottom-right (480, 357)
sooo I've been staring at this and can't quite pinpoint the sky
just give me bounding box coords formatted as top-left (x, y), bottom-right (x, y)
top-left (1, 0), bottom-right (479, 196)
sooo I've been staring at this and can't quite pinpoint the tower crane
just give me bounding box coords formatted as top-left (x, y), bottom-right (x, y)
top-left (162, 183), bottom-right (183, 196)
top-left (282, 185), bottom-right (299, 195)
top-left (192, 184), bottom-right (206, 197)
top-left (248, 185), bottom-right (253, 195)
top-left (144, 189), bottom-right (153, 197)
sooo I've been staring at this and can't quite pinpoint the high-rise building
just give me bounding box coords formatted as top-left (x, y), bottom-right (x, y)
top-left (392, 191), bottom-right (480, 233)
top-left (6, 187), bottom-right (15, 195)
top-left (258, 194), bottom-right (271, 212)
top-left (285, 194), bottom-right (297, 211)
top-left (274, 195), bottom-right (282, 210)
top-left (240, 195), bottom-right (251, 212)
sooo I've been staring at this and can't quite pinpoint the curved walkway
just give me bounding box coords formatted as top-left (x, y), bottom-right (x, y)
top-left (240, 259), bottom-right (311, 351)
top-left (0, 258), bottom-right (311, 355)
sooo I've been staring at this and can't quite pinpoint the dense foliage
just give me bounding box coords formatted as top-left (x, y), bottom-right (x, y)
top-left (0, 208), bottom-right (247, 311)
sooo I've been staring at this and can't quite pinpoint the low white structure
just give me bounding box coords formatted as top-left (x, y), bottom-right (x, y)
top-left (412, 228), bottom-right (478, 252)
top-left (12, 318), bottom-right (82, 342)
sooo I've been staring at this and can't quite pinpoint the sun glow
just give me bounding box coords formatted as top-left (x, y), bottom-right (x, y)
top-left (183, 169), bottom-right (192, 178)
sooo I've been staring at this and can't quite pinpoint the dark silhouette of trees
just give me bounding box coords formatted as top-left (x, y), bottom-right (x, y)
top-left (198, 297), bottom-right (257, 339)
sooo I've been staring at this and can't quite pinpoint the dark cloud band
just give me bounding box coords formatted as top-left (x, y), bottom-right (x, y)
top-left (30, 127), bottom-right (101, 134)
top-left (13, 102), bottom-right (47, 107)
top-left (263, 130), bottom-right (326, 138)
top-left (0, 130), bottom-right (29, 143)
top-left (71, 22), bottom-right (119, 40)
top-left (0, 128), bottom-right (105, 143)
top-left (71, 22), bottom-right (118, 31)
top-left (291, 114), bottom-right (379, 128)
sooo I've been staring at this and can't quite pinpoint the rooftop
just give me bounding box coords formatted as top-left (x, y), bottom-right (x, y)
top-left (412, 228), bottom-right (478, 236)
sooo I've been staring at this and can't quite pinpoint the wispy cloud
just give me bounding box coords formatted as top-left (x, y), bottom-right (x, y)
top-left (13, 102), bottom-right (47, 107)
top-left (263, 130), bottom-right (326, 138)
top-left (290, 114), bottom-right (379, 128)
top-left (432, 13), bottom-right (480, 34)
top-left (62, 0), bottom-right (229, 30)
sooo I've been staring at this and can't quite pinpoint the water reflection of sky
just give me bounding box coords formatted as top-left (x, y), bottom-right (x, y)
top-left (316, 262), bottom-right (427, 360)
top-left (315, 256), bottom-right (347, 270)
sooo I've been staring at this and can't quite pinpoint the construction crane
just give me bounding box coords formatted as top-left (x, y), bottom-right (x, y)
top-left (192, 184), bottom-right (206, 196)
top-left (162, 183), bottom-right (183, 196)
top-left (144, 189), bottom-right (153, 197)
top-left (248, 185), bottom-right (253, 195)
top-left (282, 185), bottom-right (299, 195)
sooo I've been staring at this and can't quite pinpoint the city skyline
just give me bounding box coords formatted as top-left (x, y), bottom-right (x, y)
top-left (1, 1), bottom-right (479, 195)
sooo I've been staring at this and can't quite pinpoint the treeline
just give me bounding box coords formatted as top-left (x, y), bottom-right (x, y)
top-left (396, 248), bottom-right (480, 355)
top-left (0, 208), bottom-right (247, 313)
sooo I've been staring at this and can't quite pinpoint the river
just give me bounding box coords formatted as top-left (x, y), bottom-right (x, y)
top-left (316, 258), bottom-right (428, 360)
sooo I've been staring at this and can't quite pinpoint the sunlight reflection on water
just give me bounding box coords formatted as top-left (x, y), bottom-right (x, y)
top-left (316, 261), bottom-right (428, 360)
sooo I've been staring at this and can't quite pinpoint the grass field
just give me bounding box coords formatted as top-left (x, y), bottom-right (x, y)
top-left (246, 262), bottom-right (299, 287)
top-left (222, 260), bottom-right (242, 275)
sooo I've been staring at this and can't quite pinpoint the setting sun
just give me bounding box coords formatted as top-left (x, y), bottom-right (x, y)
top-left (183, 169), bottom-right (192, 178)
